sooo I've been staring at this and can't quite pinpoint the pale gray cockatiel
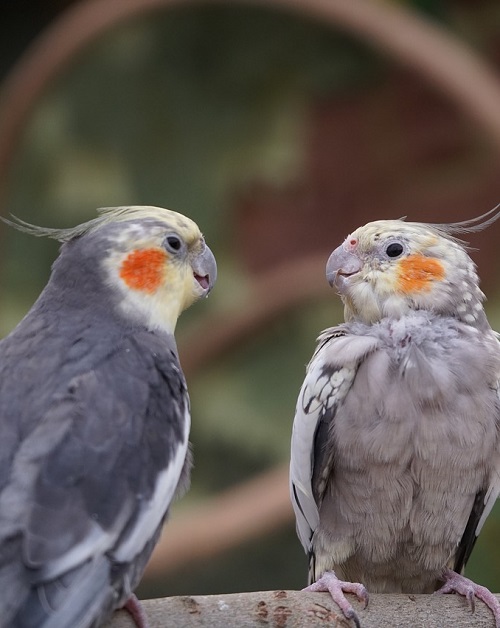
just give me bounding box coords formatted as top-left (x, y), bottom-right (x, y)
top-left (290, 208), bottom-right (500, 627)
top-left (0, 206), bottom-right (216, 628)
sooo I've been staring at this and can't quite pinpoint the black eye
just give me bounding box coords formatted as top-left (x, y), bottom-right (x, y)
top-left (385, 242), bottom-right (404, 258)
top-left (165, 235), bottom-right (182, 253)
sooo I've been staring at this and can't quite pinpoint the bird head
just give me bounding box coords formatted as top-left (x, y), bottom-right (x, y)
top-left (5, 206), bottom-right (217, 334)
top-left (326, 208), bottom-right (500, 327)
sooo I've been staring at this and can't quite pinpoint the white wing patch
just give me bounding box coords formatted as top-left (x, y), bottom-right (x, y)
top-left (37, 521), bottom-right (125, 582)
top-left (26, 404), bottom-right (191, 582)
top-left (476, 381), bottom-right (500, 536)
top-left (289, 331), bottom-right (379, 553)
top-left (113, 404), bottom-right (191, 563)
top-left (477, 477), bottom-right (500, 536)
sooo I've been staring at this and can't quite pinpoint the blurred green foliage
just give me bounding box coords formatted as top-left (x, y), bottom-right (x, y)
top-left (1, 0), bottom-right (499, 599)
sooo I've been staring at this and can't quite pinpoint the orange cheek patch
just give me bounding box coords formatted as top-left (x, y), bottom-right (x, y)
top-left (396, 255), bottom-right (445, 294)
top-left (119, 248), bottom-right (168, 293)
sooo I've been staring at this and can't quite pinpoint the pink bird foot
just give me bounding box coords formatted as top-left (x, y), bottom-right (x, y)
top-left (436, 568), bottom-right (500, 628)
top-left (304, 570), bottom-right (368, 628)
top-left (123, 594), bottom-right (150, 628)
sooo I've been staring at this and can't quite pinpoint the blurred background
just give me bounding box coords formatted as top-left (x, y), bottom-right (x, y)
top-left (1, 0), bottom-right (500, 599)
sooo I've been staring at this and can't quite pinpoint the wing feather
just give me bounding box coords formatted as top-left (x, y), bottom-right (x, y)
top-left (289, 328), bottom-right (379, 553)
top-left (454, 381), bottom-right (500, 572)
top-left (0, 330), bottom-right (190, 626)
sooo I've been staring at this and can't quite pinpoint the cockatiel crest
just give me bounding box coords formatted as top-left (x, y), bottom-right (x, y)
top-left (290, 208), bottom-right (500, 627)
top-left (7, 205), bottom-right (215, 334)
top-left (0, 206), bottom-right (216, 628)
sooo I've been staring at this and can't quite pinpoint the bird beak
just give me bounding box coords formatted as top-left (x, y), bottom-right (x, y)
top-left (192, 244), bottom-right (217, 297)
top-left (326, 245), bottom-right (363, 293)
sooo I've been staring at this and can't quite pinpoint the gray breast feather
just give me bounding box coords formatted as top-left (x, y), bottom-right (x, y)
top-left (290, 314), bottom-right (500, 591)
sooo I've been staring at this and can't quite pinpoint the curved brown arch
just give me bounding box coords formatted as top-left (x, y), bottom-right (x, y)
top-left (2, 0), bottom-right (500, 210)
top-left (2, 0), bottom-right (500, 580)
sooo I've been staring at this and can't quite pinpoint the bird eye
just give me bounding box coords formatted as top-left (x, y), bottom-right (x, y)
top-left (165, 235), bottom-right (183, 253)
top-left (385, 242), bottom-right (404, 258)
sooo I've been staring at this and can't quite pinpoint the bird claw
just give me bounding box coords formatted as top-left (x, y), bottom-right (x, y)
top-left (304, 571), bottom-right (368, 627)
top-left (123, 594), bottom-right (150, 628)
top-left (436, 569), bottom-right (500, 628)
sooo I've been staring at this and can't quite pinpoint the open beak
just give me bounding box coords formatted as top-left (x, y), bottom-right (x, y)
top-left (326, 245), bottom-right (362, 293)
top-left (192, 244), bottom-right (217, 297)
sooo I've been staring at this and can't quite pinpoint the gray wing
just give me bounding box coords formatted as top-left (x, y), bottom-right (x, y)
top-left (454, 378), bottom-right (500, 573)
top-left (289, 329), bottom-right (379, 554)
top-left (0, 331), bottom-right (190, 628)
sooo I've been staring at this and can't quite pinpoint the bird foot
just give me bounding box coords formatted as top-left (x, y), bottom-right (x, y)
top-left (123, 594), bottom-right (150, 628)
top-left (303, 570), bottom-right (368, 628)
top-left (436, 569), bottom-right (500, 628)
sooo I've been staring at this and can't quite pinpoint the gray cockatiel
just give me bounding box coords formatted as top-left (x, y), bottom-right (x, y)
top-left (290, 209), bottom-right (500, 627)
top-left (0, 206), bottom-right (217, 628)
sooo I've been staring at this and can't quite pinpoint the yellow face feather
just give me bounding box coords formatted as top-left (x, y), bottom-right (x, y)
top-left (350, 221), bottom-right (448, 296)
top-left (327, 218), bottom-right (487, 327)
top-left (2, 204), bottom-right (216, 334)
top-left (97, 206), bottom-right (215, 333)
